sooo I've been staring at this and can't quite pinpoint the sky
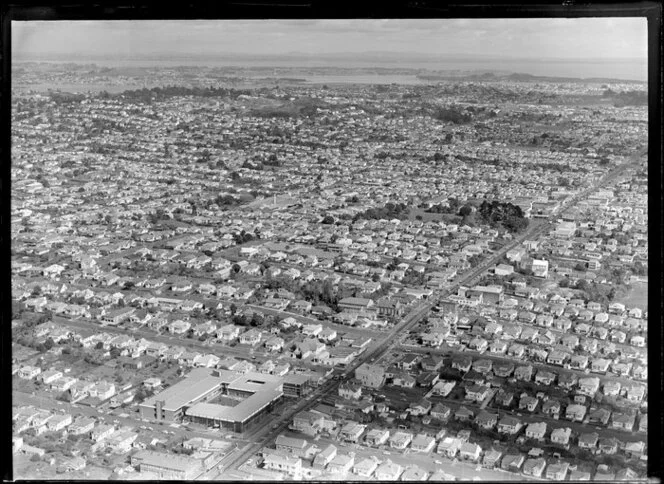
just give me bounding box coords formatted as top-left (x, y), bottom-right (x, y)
top-left (12, 18), bottom-right (647, 60)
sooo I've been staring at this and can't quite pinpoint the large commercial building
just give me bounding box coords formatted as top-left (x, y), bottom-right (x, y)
top-left (131, 450), bottom-right (205, 479)
top-left (139, 368), bottom-right (284, 432)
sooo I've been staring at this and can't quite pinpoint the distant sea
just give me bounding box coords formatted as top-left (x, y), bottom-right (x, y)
top-left (15, 56), bottom-right (648, 82)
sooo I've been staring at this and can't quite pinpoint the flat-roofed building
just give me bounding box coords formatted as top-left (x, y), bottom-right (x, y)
top-left (140, 368), bottom-right (284, 433)
top-left (185, 371), bottom-right (284, 433)
top-left (131, 450), bottom-right (205, 480)
top-left (139, 368), bottom-right (223, 422)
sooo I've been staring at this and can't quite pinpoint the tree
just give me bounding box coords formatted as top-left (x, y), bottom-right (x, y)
top-left (321, 215), bottom-right (335, 225)
top-left (458, 205), bottom-right (473, 217)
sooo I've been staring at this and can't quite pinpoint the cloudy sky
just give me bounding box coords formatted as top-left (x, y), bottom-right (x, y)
top-left (13, 18), bottom-right (647, 60)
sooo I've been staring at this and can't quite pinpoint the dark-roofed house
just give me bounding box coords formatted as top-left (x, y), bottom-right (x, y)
top-left (611, 412), bottom-right (635, 431)
top-left (577, 432), bottom-right (599, 450)
top-left (588, 408), bottom-right (611, 426)
top-left (455, 406), bottom-right (475, 422)
top-left (501, 453), bottom-right (525, 471)
top-left (475, 410), bottom-right (499, 430)
top-left (545, 461), bottom-right (569, 481)
top-left (514, 365), bottom-right (533, 381)
top-left (497, 416), bottom-right (522, 435)
top-left (495, 389), bottom-right (514, 407)
top-left (522, 458), bottom-right (547, 478)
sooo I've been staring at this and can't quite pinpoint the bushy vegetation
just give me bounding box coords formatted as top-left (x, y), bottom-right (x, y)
top-left (432, 106), bottom-right (472, 124)
top-left (353, 202), bottom-right (410, 222)
top-left (477, 200), bottom-right (529, 233)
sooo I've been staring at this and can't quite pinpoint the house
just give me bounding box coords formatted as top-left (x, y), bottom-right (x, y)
top-left (18, 366), bottom-right (42, 380)
top-left (338, 422), bottom-right (366, 444)
top-left (488, 340), bottom-right (508, 355)
top-left (374, 461), bottom-right (403, 480)
top-left (577, 432), bottom-right (599, 450)
top-left (522, 458), bottom-right (547, 478)
top-left (494, 389), bottom-right (514, 407)
top-left (465, 384), bottom-right (491, 403)
top-left (500, 453), bottom-right (525, 471)
top-left (472, 359), bottom-right (493, 374)
top-left (354, 364), bottom-right (385, 388)
top-left (455, 406), bottom-right (474, 422)
top-left (451, 356), bottom-right (472, 373)
top-left (577, 377), bottom-right (600, 396)
top-left (41, 370), bottom-right (63, 385)
top-left (514, 365), bottom-right (533, 381)
top-left (264, 336), bottom-right (285, 352)
top-left (437, 437), bottom-right (462, 458)
top-left (588, 408), bottom-right (611, 426)
top-left (497, 416), bottom-right (522, 435)
top-left (493, 362), bottom-right (515, 377)
top-left (263, 452), bottom-right (302, 476)
top-left (482, 449), bottom-right (503, 468)
top-left (239, 328), bottom-right (262, 346)
top-left (590, 358), bottom-right (610, 373)
top-left (557, 373), bottom-right (578, 390)
top-left (611, 412), bottom-right (635, 431)
top-left (292, 411), bottom-right (324, 435)
top-left (68, 417), bottom-right (95, 436)
top-left (216, 324), bottom-right (241, 341)
top-left (420, 355), bottom-right (444, 372)
top-left (313, 444), bottom-right (337, 468)
top-left (569, 469), bottom-right (590, 482)
top-left (409, 399), bottom-right (432, 416)
top-left (338, 382), bottom-right (362, 400)
top-left (639, 414), bottom-right (648, 433)
top-left (507, 343), bottom-right (526, 358)
top-left (392, 373), bottom-right (416, 389)
top-left (474, 410), bottom-right (499, 430)
top-left (569, 354), bottom-right (589, 370)
top-left (430, 403), bottom-right (451, 421)
top-left (275, 435), bottom-right (317, 459)
top-left (468, 337), bottom-right (488, 352)
top-left (364, 429), bottom-right (390, 447)
top-left (546, 350), bottom-right (568, 367)
top-left (352, 457), bottom-right (378, 477)
top-left (46, 413), bottom-right (73, 432)
top-left (389, 431), bottom-right (413, 450)
top-left (545, 462), bottom-right (570, 481)
top-left (519, 395), bottom-right (539, 412)
top-left (550, 427), bottom-right (572, 446)
top-left (602, 380), bottom-right (621, 397)
top-left (410, 433), bottom-right (436, 453)
top-left (525, 422), bottom-right (547, 441)
top-left (107, 430), bottom-right (138, 453)
top-left (598, 437), bottom-right (619, 454)
top-left (624, 441), bottom-right (646, 458)
top-left (534, 370), bottom-right (556, 386)
top-left (625, 384), bottom-right (646, 403)
top-left (327, 453), bottom-right (355, 475)
top-left (542, 400), bottom-right (561, 416)
top-left (459, 442), bottom-right (482, 462)
top-left (565, 404), bottom-right (586, 422)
